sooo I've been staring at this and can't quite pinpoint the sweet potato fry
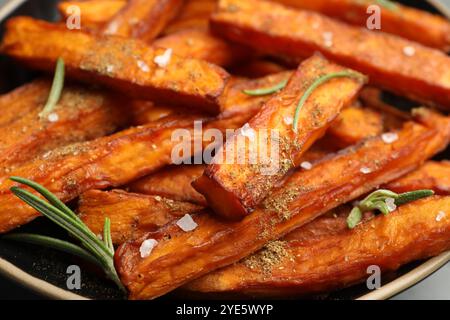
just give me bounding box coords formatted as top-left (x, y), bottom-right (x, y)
top-left (210, 0), bottom-right (450, 109)
top-left (58, 0), bottom-right (127, 30)
top-left (116, 111), bottom-right (450, 300)
top-left (130, 71), bottom-right (293, 126)
top-left (327, 106), bottom-right (383, 148)
top-left (0, 17), bottom-right (229, 114)
top-left (101, 156), bottom-right (449, 247)
top-left (193, 55), bottom-right (366, 220)
top-left (0, 81), bottom-right (128, 173)
top-left (0, 115), bottom-right (207, 233)
top-left (153, 28), bottom-right (249, 67)
top-left (231, 59), bottom-right (288, 78)
top-left (385, 161), bottom-right (450, 196)
top-left (126, 146), bottom-right (330, 207)
top-left (79, 190), bottom-right (202, 244)
top-left (129, 101), bottom-right (178, 126)
top-left (102, 0), bottom-right (184, 42)
top-left (184, 196), bottom-right (450, 297)
top-left (0, 79), bottom-right (49, 128)
top-left (360, 87), bottom-right (411, 122)
top-left (273, 0), bottom-right (450, 51)
top-left (163, 0), bottom-right (217, 35)
top-left (128, 165), bottom-right (207, 205)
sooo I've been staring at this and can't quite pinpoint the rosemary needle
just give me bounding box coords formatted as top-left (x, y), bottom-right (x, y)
top-left (3, 233), bottom-right (100, 267)
top-left (376, 0), bottom-right (398, 11)
top-left (346, 189), bottom-right (434, 229)
top-left (242, 79), bottom-right (289, 96)
top-left (292, 71), bottom-right (367, 133)
top-left (39, 57), bottom-right (65, 119)
top-left (5, 176), bottom-right (126, 293)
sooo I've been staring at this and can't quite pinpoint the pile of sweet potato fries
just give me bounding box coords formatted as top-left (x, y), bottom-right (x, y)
top-left (0, 0), bottom-right (449, 300)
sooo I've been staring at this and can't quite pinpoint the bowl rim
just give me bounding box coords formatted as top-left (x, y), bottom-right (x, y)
top-left (0, 0), bottom-right (449, 300)
top-left (1, 251), bottom-right (449, 300)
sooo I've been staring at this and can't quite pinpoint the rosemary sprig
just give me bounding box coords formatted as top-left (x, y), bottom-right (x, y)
top-left (347, 189), bottom-right (434, 229)
top-left (4, 176), bottom-right (126, 293)
top-left (293, 71), bottom-right (367, 133)
top-left (375, 0), bottom-right (398, 11)
top-left (39, 57), bottom-right (65, 119)
top-left (242, 79), bottom-right (289, 96)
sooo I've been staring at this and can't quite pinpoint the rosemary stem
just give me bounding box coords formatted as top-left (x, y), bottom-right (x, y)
top-left (242, 79), bottom-right (289, 96)
top-left (293, 71), bottom-right (366, 133)
top-left (39, 57), bottom-right (65, 119)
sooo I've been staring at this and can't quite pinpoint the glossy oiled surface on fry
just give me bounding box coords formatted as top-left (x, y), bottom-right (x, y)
top-left (0, 17), bottom-right (229, 114)
top-left (211, 0), bottom-right (450, 109)
top-left (154, 28), bottom-right (249, 67)
top-left (0, 82), bottom-right (128, 174)
top-left (58, 0), bottom-right (127, 30)
top-left (185, 197), bottom-right (450, 297)
top-left (79, 190), bottom-right (202, 244)
top-left (116, 113), bottom-right (450, 300)
top-left (194, 55), bottom-right (365, 219)
top-left (0, 116), bottom-right (204, 233)
top-left (274, 0), bottom-right (450, 51)
top-left (0, 80), bottom-right (49, 128)
top-left (129, 165), bottom-right (207, 205)
top-left (163, 0), bottom-right (218, 35)
top-left (327, 106), bottom-right (383, 148)
top-left (102, 0), bottom-right (183, 41)
top-left (385, 161), bottom-right (450, 195)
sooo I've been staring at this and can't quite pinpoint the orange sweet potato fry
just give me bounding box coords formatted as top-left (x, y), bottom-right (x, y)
top-left (0, 114), bottom-right (206, 233)
top-left (274, 0), bottom-right (450, 51)
top-left (184, 196), bottom-right (450, 297)
top-left (0, 80), bottom-right (128, 173)
top-left (102, 0), bottom-right (184, 41)
top-left (0, 80), bottom-right (50, 128)
top-left (79, 190), bottom-right (202, 244)
top-left (116, 111), bottom-right (450, 300)
top-left (384, 161), bottom-right (450, 195)
top-left (360, 87), bottom-right (411, 121)
top-left (210, 0), bottom-right (450, 109)
top-left (153, 28), bottom-right (250, 67)
top-left (327, 106), bottom-right (383, 148)
top-left (193, 55), bottom-right (366, 220)
top-left (163, 0), bottom-right (217, 35)
top-left (129, 71), bottom-right (293, 126)
top-left (128, 165), bottom-right (207, 206)
top-left (129, 101), bottom-right (179, 126)
top-left (0, 17), bottom-right (229, 114)
top-left (58, 0), bottom-right (127, 30)
top-left (102, 150), bottom-right (449, 247)
top-left (231, 59), bottom-right (288, 78)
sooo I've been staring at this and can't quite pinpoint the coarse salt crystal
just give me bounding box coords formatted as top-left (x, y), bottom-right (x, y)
top-left (403, 46), bottom-right (416, 57)
top-left (283, 116), bottom-right (293, 125)
top-left (139, 239), bottom-right (158, 258)
top-left (360, 167), bottom-right (372, 174)
top-left (436, 211), bottom-right (446, 222)
top-left (48, 113), bottom-right (59, 123)
top-left (154, 48), bottom-right (173, 68)
top-left (106, 65), bottom-right (114, 74)
top-left (104, 21), bottom-right (119, 35)
top-left (323, 32), bottom-right (333, 47)
top-left (154, 195), bottom-right (162, 202)
top-left (385, 197), bottom-right (397, 213)
top-left (137, 60), bottom-right (150, 73)
top-left (300, 161), bottom-right (313, 170)
top-left (382, 132), bottom-right (398, 144)
top-left (241, 123), bottom-right (256, 141)
top-left (176, 214), bottom-right (198, 232)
